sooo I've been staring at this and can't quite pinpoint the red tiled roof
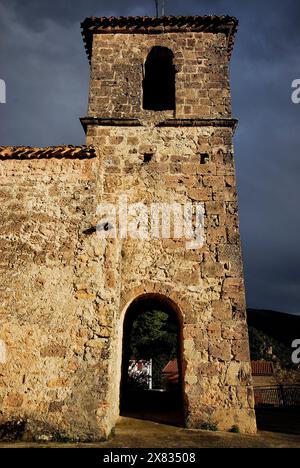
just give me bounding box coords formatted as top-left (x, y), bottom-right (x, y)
top-left (0, 145), bottom-right (96, 160)
top-left (162, 359), bottom-right (178, 374)
top-left (251, 360), bottom-right (274, 376)
top-left (167, 374), bottom-right (179, 383)
top-left (81, 15), bottom-right (238, 62)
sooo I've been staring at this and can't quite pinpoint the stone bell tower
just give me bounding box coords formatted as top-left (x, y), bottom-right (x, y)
top-left (0, 11), bottom-right (260, 441)
top-left (79, 15), bottom-right (257, 436)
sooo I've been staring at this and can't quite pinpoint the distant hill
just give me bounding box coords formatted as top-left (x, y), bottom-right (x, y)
top-left (246, 309), bottom-right (300, 371)
top-left (247, 309), bottom-right (300, 347)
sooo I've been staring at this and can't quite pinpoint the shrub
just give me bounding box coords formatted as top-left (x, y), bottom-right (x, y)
top-left (199, 421), bottom-right (218, 432)
top-left (229, 425), bottom-right (240, 434)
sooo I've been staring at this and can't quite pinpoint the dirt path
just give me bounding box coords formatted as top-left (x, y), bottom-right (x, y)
top-left (0, 417), bottom-right (299, 448)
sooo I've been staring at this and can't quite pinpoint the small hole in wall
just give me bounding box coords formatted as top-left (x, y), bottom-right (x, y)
top-left (200, 153), bottom-right (209, 164)
top-left (83, 226), bottom-right (97, 235)
top-left (144, 153), bottom-right (153, 163)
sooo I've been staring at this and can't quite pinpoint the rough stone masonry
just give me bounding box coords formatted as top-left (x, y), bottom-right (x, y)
top-left (0, 16), bottom-right (257, 440)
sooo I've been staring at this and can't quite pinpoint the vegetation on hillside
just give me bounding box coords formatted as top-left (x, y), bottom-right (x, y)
top-left (248, 326), bottom-right (293, 367)
top-left (248, 325), bottom-right (300, 384)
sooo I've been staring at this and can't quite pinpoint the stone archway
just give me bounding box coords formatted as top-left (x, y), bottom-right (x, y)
top-left (119, 294), bottom-right (185, 426)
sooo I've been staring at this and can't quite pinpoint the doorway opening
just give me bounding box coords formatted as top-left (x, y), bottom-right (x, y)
top-left (120, 294), bottom-right (185, 426)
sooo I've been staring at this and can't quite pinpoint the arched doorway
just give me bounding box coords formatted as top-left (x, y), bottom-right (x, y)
top-left (120, 294), bottom-right (185, 426)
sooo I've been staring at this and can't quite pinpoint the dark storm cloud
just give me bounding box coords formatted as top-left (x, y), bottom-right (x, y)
top-left (0, 0), bottom-right (300, 313)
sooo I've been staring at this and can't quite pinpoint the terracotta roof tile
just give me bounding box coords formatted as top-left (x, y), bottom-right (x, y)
top-left (251, 360), bottom-right (274, 376)
top-left (162, 359), bottom-right (178, 374)
top-left (0, 145), bottom-right (96, 160)
top-left (81, 15), bottom-right (238, 62)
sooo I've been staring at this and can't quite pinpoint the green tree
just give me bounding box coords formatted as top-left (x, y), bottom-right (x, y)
top-left (130, 310), bottom-right (178, 388)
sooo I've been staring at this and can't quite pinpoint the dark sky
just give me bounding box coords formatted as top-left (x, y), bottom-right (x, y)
top-left (0, 0), bottom-right (300, 314)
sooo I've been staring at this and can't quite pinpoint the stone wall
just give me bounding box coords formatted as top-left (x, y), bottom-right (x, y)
top-left (0, 154), bottom-right (115, 440)
top-left (86, 125), bottom-right (257, 435)
top-left (88, 32), bottom-right (231, 120)
top-left (0, 127), bottom-right (257, 438)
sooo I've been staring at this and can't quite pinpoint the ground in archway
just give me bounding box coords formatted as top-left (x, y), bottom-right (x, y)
top-left (0, 417), bottom-right (299, 448)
